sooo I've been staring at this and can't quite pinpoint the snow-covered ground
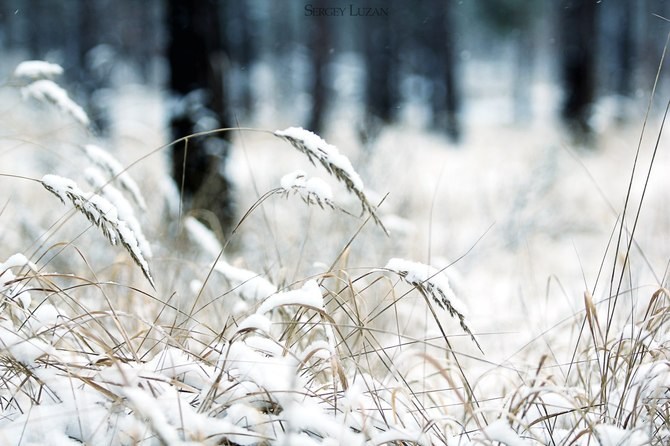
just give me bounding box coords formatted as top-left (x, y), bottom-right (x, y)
top-left (0, 60), bottom-right (668, 444)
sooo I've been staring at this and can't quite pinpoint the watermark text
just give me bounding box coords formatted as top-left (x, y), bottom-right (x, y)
top-left (304, 4), bottom-right (389, 17)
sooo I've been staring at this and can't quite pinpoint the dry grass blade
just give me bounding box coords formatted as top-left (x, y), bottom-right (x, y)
top-left (385, 258), bottom-right (481, 351)
top-left (41, 174), bottom-right (155, 289)
top-left (274, 127), bottom-right (388, 235)
top-left (584, 290), bottom-right (604, 348)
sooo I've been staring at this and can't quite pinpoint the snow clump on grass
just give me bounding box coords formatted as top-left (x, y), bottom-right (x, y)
top-left (41, 174), bottom-right (154, 288)
top-left (21, 79), bottom-right (90, 127)
top-left (85, 167), bottom-right (152, 257)
top-left (0, 254), bottom-right (36, 308)
top-left (13, 60), bottom-right (64, 80)
top-left (83, 144), bottom-right (147, 211)
top-left (275, 127), bottom-right (387, 233)
top-left (280, 169), bottom-right (336, 209)
top-left (385, 257), bottom-right (480, 350)
top-left (214, 260), bottom-right (277, 303)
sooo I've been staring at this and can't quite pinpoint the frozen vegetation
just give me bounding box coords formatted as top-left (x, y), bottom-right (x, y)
top-left (0, 60), bottom-right (669, 446)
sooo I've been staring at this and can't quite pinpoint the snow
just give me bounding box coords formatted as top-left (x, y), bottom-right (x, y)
top-left (41, 174), bottom-right (155, 288)
top-left (236, 313), bottom-right (272, 333)
top-left (4, 53), bottom-right (670, 445)
top-left (385, 257), bottom-right (467, 316)
top-left (83, 144), bottom-right (147, 211)
top-left (368, 428), bottom-right (429, 446)
top-left (0, 253), bottom-right (36, 308)
top-left (256, 280), bottom-right (323, 314)
top-left (86, 167), bottom-right (152, 257)
top-left (41, 174), bottom-right (80, 204)
top-left (280, 170), bottom-right (335, 204)
top-left (13, 60), bottom-right (64, 80)
top-left (1, 253), bottom-right (35, 270)
top-left (280, 169), bottom-right (307, 190)
top-left (21, 79), bottom-right (90, 126)
top-left (214, 261), bottom-right (277, 302)
top-left (0, 319), bottom-right (53, 365)
top-left (123, 387), bottom-right (181, 444)
top-left (593, 424), bottom-right (650, 446)
top-left (184, 216), bottom-right (222, 258)
top-left (482, 420), bottom-right (529, 446)
top-left (275, 127), bottom-right (364, 191)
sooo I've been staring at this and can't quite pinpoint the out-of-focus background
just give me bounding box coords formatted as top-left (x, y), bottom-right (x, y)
top-left (1, 0), bottom-right (668, 140)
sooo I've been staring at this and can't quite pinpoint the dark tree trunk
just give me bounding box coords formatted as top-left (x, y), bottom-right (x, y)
top-left (167, 0), bottom-right (234, 234)
top-left (560, 0), bottom-right (599, 142)
top-left (615, 0), bottom-right (634, 97)
top-left (307, 0), bottom-right (331, 133)
top-left (362, 4), bottom-right (396, 145)
top-left (238, 6), bottom-right (253, 115)
top-left (223, 1), bottom-right (255, 118)
top-left (434, 0), bottom-right (461, 142)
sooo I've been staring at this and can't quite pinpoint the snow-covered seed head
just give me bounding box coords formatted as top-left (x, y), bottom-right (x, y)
top-left (274, 127), bottom-right (387, 234)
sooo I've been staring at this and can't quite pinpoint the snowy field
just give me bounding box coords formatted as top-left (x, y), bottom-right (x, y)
top-left (0, 60), bottom-right (669, 445)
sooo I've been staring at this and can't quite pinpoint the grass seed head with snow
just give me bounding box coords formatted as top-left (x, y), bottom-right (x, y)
top-left (275, 127), bottom-right (388, 234)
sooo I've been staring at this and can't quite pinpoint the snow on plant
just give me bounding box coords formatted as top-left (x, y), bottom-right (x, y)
top-left (86, 166), bottom-right (152, 257)
top-left (12, 60), bottom-right (64, 80)
top-left (385, 257), bottom-right (480, 350)
top-left (184, 215), bottom-right (223, 259)
top-left (41, 174), bottom-right (155, 288)
top-left (3, 60), bottom-right (670, 445)
top-left (0, 253), bottom-right (36, 308)
top-left (214, 260), bottom-right (277, 303)
top-left (83, 144), bottom-right (148, 211)
top-left (280, 169), bottom-right (336, 210)
top-left (21, 79), bottom-right (90, 127)
top-left (275, 127), bottom-right (387, 233)
top-left (255, 279), bottom-right (323, 314)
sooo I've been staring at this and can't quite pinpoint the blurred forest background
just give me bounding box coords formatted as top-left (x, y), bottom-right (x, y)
top-left (1, 0), bottom-right (669, 229)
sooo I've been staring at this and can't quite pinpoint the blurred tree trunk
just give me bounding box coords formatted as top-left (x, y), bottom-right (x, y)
top-left (433, 0), bottom-right (461, 142)
top-left (167, 0), bottom-right (234, 235)
top-left (237, 5), bottom-right (254, 115)
top-left (615, 0), bottom-right (634, 97)
top-left (307, 0), bottom-right (331, 133)
top-left (225, 1), bottom-right (255, 118)
top-left (362, 4), bottom-right (396, 144)
top-left (560, 0), bottom-right (599, 143)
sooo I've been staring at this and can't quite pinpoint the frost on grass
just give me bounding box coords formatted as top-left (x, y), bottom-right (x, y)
top-left (274, 127), bottom-right (387, 233)
top-left (21, 79), bottom-right (90, 127)
top-left (41, 174), bottom-right (155, 288)
top-left (280, 169), bottom-right (336, 210)
top-left (83, 144), bottom-right (147, 211)
top-left (385, 257), bottom-right (480, 350)
top-left (13, 60), bottom-right (63, 80)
